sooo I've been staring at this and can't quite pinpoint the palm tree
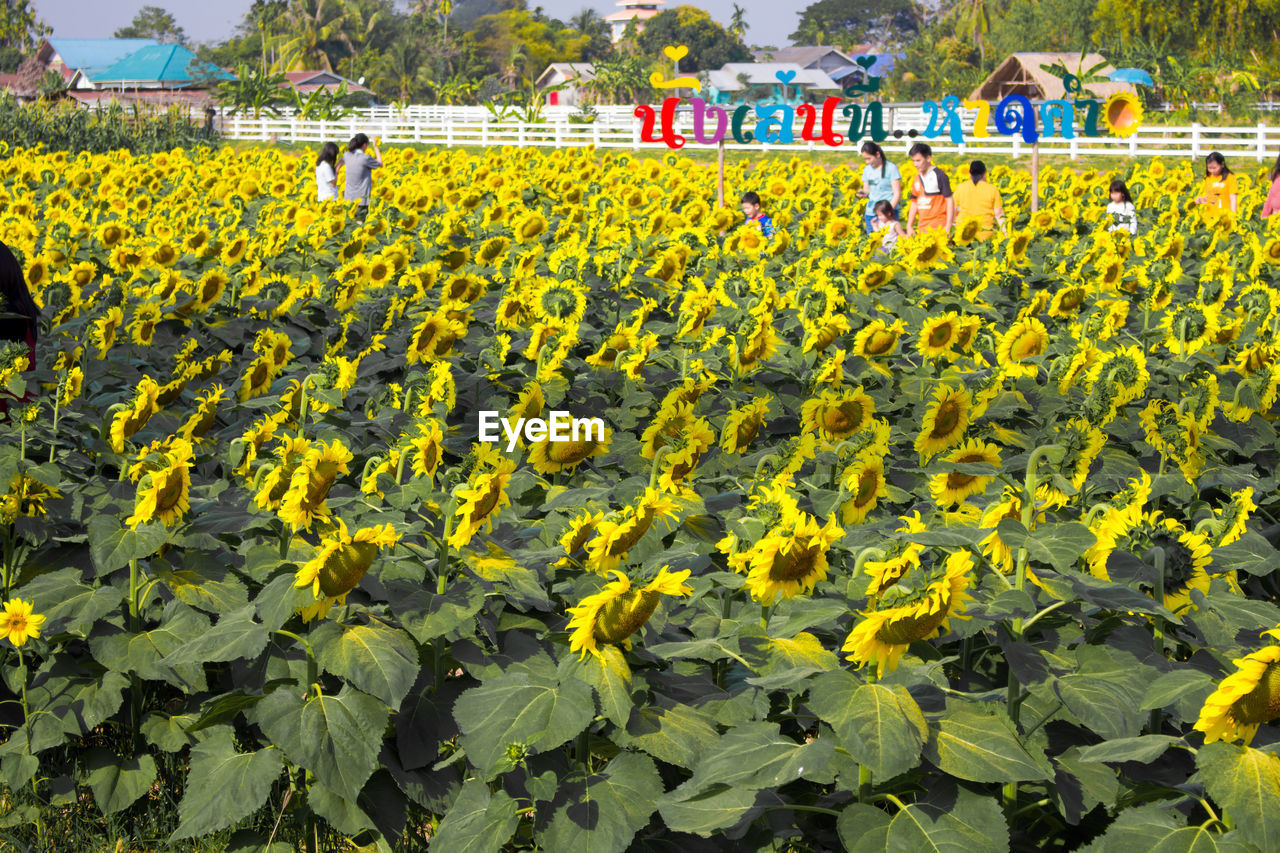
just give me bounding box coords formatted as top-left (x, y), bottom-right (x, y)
top-left (947, 0), bottom-right (990, 66)
top-left (502, 42), bottom-right (528, 90)
top-left (276, 0), bottom-right (350, 72)
top-left (370, 38), bottom-right (426, 103)
top-left (730, 4), bottom-right (747, 41)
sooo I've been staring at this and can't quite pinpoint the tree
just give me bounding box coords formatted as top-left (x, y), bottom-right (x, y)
top-left (585, 54), bottom-right (653, 103)
top-left (791, 0), bottom-right (919, 50)
top-left (944, 0), bottom-right (989, 65)
top-left (114, 6), bottom-right (188, 44)
top-left (636, 6), bottom-right (750, 73)
top-left (0, 0), bottom-right (49, 51)
top-left (276, 0), bottom-right (353, 71)
top-left (465, 8), bottom-right (591, 87)
top-left (730, 4), bottom-right (747, 41)
top-left (569, 8), bottom-right (612, 61)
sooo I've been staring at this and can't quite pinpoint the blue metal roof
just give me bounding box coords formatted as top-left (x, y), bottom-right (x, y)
top-left (47, 38), bottom-right (156, 76)
top-left (95, 44), bottom-right (232, 84)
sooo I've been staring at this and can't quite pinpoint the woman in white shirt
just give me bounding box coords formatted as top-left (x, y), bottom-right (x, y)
top-left (1106, 179), bottom-right (1138, 235)
top-left (315, 142), bottom-right (341, 202)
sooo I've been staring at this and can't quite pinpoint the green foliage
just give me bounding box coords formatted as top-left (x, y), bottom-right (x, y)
top-left (114, 5), bottom-right (188, 45)
top-left (636, 5), bottom-right (751, 73)
top-left (0, 94), bottom-right (213, 154)
top-left (791, 0), bottom-right (919, 50)
top-left (216, 64), bottom-right (291, 118)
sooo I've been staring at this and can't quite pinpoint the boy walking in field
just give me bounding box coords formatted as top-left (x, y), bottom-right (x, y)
top-left (905, 143), bottom-right (954, 237)
top-left (740, 192), bottom-right (775, 238)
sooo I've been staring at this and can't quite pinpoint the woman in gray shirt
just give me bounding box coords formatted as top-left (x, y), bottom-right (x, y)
top-left (343, 133), bottom-right (382, 219)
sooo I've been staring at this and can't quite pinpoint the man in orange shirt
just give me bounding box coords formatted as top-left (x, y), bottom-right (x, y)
top-left (905, 142), bottom-right (955, 236)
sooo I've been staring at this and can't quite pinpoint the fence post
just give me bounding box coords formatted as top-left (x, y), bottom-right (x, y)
top-left (1259, 121), bottom-right (1267, 161)
top-left (481, 116), bottom-right (489, 147)
top-left (446, 119), bottom-right (453, 148)
top-left (1129, 131), bottom-right (1138, 158)
top-left (632, 120), bottom-right (639, 151)
top-left (1191, 123), bottom-right (1201, 159)
top-left (518, 122), bottom-right (526, 148)
top-left (1069, 134), bottom-right (1078, 161)
top-left (593, 120), bottom-right (601, 148)
top-left (1013, 137), bottom-right (1021, 158)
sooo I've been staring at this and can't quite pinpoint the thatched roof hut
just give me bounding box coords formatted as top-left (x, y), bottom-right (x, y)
top-left (970, 53), bottom-right (1138, 101)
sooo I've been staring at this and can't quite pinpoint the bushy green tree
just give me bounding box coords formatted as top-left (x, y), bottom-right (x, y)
top-left (790, 0), bottom-right (919, 50)
top-left (465, 8), bottom-right (591, 87)
top-left (636, 6), bottom-right (749, 73)
top-left (113, 6), bottom-right (188, 44)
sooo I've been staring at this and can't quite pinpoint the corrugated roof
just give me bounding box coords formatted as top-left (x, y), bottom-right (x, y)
top-left (750, 46), bottom-right (853, 68)
top-left (94, 44), bottom-right (232, 84)
top-left (707, 63), bottom-right (839, 92)
top-left (971, 53), bottom-right (1137, 100)
top-left (46, 38), bottom-right (156, 73)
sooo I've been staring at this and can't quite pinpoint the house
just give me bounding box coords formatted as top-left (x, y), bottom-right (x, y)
top-left (63, 43), bottom-right (232, 109)
top-left (282, 70), bottom-right (373, 98)
top-left (971, 53), bottom-right (1138, 101)
top-left (604, 0), bottom-right (666, 43)
top-left (12, 37), bottom-right (156, 99)
top-left (534, 62), bottom-right (596, 106)
top-left (705, 63), bottom-right (840, 106)
top-left (750, 46), bottom-right (855, 77)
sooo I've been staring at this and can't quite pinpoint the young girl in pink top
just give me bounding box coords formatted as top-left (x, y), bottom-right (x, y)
top-left (1262, 153), bottom-right (1280, 219)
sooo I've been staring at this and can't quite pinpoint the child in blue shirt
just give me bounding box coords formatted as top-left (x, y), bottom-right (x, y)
top-left (741, 191), bottom-right (775, 238)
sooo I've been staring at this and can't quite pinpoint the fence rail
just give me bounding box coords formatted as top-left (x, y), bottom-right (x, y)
top-left (216, 109), bottom-right (1280, 161)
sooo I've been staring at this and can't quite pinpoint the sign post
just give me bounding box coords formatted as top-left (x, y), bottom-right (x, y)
top-left (1031, 142), bottom-right (1040, 212)
top-left (717, 139), bottom-right (726, 209)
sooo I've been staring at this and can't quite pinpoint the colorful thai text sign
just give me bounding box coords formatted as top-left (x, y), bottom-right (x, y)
top-left (638, 54), bottom-right (1143, 149)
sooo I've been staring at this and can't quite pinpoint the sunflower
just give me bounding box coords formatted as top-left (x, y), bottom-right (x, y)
top-left (918, 312), bottom-right (962, 360)
top-left (740, 509), bottom-right (844, 605)
top-left (0, 472), bottom-right (62, 524)
top-left (567, 566), bottom-right (692, 659)
top-left (277, 439), bottom-right (354, 531)
top-left (448, 448), bottom-right (517, 548)
top-left (800, 387), bottom-right (874, 443)
top-left (528, 421), bottom-right (610, 475)
top-left (1160, 301), bottom-right (1218, 356)
top-left (1213, 487), bottom-right (1257, 547)
top-left (720, 397), bottom-right (771, 453)
top-left (93, 306), bottom-right (124, 359)
top-left (408, 420), bottom-right (445, 480)
top-left (406, 312), bottom-right (466, 365)
top-left (1048, 284), bottom-right (1088, 318)
top-left (532, 279), bottom-right (587, 325)
top-left (109, 375), bottom-right (162, 453)
top-left (929, 438), bottom-right (1002, 508)
top-left (0, 598), bottom-right (45, 648)
top-left (858, 263), bottom-right (894, 293)
top-left (126, 439), bottom-right (194, 528)
top-left (996, 318), bottom-right (1049, 377)
top-left (863, 513), bottom-right (928, 596)
top-left (1148, 514), bottom-right (1214, 613)
top-left (585, 488), bottom-right (685, 573)
top-left (514, 211), bottom-right (549, 242)
top-left (586, 328), bottom-right (637, 370)
top-left (177, 385), bottom-right (225, 441)
top-left (842, 551), bottom-right (973, 677)
top-left (557, 510), bottom-right (605, 566)
top-left (980, 487), bottom-right (1046, 575)
top-left (852, 318), bottom-right (906, 371)
top-left (914, 385), bottom-right (971, 460)
top-left (1195, 631), bottom-right (1280, 744)
top-left (237, 357), bottom-right (276, 403)
top-left (294, 520), bottom-right (399, 622)
top-left (839, 454), bottom-right (886, 525)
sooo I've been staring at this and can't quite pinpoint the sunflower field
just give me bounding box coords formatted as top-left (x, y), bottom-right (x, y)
top-left (2, 143), bottom-right (1280, 852)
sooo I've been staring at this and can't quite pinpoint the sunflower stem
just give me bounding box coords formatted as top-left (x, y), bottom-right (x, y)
top-left (859, 666), bottom-right (877, 802)
top-left (1149, 546), bottom-right (1167, 733)
top-left (648, 445), bottom-right (673, 491)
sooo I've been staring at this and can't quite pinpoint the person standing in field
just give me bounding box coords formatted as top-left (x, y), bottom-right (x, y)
top-left (1261, 153), bottom-right (1280, 219)
top-left (0, 240), bottom-right (38, 419)
top-left (1106, 180), bottom-right (1139, 235)
top-left (856, 141), bottom-right (901, 235)
top-left (740, 192), bottom-right (775, 238)
top-left (315, 142), bottom-right (342, 203)
top-left (1195, 151), bottom-right (1237, 214)
top-left (905, 142), bottom-right (954, 237)
top-left (952, 160), bottom-right (1005, 240)
top-left (344, 133), bottom-right (382, 221)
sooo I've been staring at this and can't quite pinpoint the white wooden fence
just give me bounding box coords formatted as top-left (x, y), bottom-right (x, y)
top-left (214, 106), bottom-right (1280, 161)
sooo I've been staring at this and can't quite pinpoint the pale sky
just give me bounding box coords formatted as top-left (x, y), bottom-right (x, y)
top-left (32, 0), bottom-right (801, 49)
